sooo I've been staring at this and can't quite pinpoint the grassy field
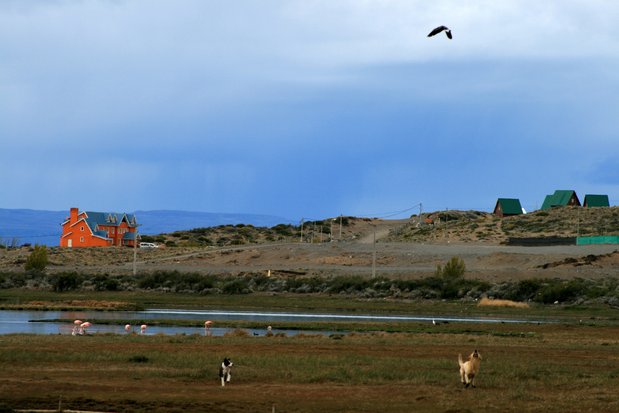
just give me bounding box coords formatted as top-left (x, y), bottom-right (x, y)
top-left (1, 321), bottom-right (619, 413)
top-left (1, 290), bottom-right (619, 412)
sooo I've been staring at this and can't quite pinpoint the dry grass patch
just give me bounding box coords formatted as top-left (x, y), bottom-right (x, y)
top-left (478, 297), bottom-right (529, 308)
top-left (2, 299), bottom-right (137, 311)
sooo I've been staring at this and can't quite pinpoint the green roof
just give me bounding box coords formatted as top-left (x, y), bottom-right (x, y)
top-left (495, 198), bottom-right (523, 215)
top-left (584, 194), bottom-right (609, 207)
top-left (541, 190), bottom-right (580, 210)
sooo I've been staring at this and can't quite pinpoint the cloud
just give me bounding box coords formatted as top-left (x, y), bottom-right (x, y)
top-left (1, 1), bottom-right (618, 216)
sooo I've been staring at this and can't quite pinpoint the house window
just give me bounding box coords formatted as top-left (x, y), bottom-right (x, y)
top-left (80, 226), bottom-right (84, 232)
top-left (80, 236), bottom-right (84, 243)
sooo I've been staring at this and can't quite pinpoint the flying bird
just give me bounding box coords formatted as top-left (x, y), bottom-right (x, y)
top-left (427, 25), bottom-right (452, 39)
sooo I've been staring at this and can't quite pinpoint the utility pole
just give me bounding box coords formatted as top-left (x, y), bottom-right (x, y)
top-left (312, 222), bottom-right (316, 244)
top-left (372, 225), bottom-right (376, 279)
top-left (576, 207), bottom-right (580, 238)
top-left (419, 203), bottom-right (423, 226)
top-left (444, 208), bottom-right (448, 241)
top-left (133, 226), bottom-right (139, 276)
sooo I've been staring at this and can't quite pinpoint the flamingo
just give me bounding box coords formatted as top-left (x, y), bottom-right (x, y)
top-left (140, 324), bottom-right (147, 335)
top-left (124, 324), bottom-right (131, 333)
top-left (72, 319), bottom-right (83, 335)
top-left (79, 322), bottom-right (91, 335)
top-left (204, 320), bottom-right (213, 336)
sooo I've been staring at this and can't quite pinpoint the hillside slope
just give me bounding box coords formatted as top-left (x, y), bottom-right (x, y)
top-left (386, 207), bottom-right (619, 244)
top-left (144, 207), bottom-right (619, 248)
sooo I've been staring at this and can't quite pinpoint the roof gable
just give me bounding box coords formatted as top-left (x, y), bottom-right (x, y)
top-left (541, 194), bottom-right (555, 210)
top-left (553, 190), bottom-right (578, 206)
top-left (85, 211), bottom-right (138, 228)
top-left (541, 190), bottom-right (580, 210)
top-left (496, 198), bottom-right (523, 215)
top-left (584, 194), bottom-right (609, 207)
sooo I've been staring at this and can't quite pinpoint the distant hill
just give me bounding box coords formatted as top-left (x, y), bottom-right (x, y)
top-left (385, 206), bottom-right (619, 243)
top-left (0, 208), bottom-right (292, 247)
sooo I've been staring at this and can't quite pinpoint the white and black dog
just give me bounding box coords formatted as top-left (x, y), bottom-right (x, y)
top-left (219, 357), bottom-right (233, 386)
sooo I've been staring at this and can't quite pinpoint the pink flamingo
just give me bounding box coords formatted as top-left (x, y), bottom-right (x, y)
top-left (79, 321), bottom-right (91, 335)
top-left (124, 324), bottom-right (132, 333)
top-left (204, 320), bottom-right (213, 336)
top-left (72, 319), bottom-right (83, 335)
top-left (140, 324), bottom-right (147, 335)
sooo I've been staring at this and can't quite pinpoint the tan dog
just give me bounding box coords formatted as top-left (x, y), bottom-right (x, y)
top-left (458, 350), bottom-right (482, 388)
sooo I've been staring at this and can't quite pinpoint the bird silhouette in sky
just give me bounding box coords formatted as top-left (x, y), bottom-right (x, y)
top-left (427, 25), bottom-right (452, 39)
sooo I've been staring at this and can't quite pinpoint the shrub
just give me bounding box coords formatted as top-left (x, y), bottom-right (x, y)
top-left (93, 275), bottom-right (120, 291)
top-left (435, 256), bottom-right (466, 280)
top-left (222, 278), bottom-right (250, 294)
top-left (272, 224), bottom-right (294, 236)
top-left (504, 279), bottom-right (543, 301)
top-left (328, 275), bottom-right (371, 293)
top-left (24, 245), bottom-right (48, 273)
top-left (49, 272), bottom-right (82, 292)
top-left (536, 278), bottom-right (590, 304)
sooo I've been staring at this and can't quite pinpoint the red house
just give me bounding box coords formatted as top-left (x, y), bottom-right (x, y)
top-left (60, 207), bottom-right (138, 248)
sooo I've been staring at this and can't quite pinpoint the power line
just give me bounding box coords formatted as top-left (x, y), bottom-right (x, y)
top-left (351, 202), bottom-right (423, 219)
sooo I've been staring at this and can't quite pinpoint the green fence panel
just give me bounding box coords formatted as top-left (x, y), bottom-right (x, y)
top-left (577, 236), bottom-right (619, 245)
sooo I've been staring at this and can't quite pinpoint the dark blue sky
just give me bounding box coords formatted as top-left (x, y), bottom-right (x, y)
top-left (1, 1), bottom-right (618, 220)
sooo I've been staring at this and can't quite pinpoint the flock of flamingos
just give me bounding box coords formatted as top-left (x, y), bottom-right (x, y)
top-left (70, 319), bottom-right (215, 336)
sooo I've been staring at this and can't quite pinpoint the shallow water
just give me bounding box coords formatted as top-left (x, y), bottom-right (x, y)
top-left (0, 309), bottom-right (542, 336)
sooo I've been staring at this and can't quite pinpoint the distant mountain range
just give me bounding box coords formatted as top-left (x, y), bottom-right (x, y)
top-left (0, 208), bottom-right (292, 247)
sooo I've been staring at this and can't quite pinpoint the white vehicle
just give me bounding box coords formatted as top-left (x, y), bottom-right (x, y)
top-left (139, 242), bottom-right (159, 248)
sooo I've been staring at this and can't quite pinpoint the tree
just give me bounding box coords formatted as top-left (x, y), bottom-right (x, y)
top-left (435, 256), bottom-right (466, 280)
top-left (25, 245), bottom-right (48, 273)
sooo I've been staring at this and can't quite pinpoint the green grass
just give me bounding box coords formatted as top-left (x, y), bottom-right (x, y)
top-left (2, 289), bottom-right (619, 325)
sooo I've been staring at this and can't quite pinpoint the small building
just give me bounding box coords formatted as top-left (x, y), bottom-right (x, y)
top-left (60, 207), bottom-right (138, 248)
top-left (493, 198), bottom-right (524, 217)
top-left (583, 194), bottom-right (610, 208)
top-left (541, 190), bottom-right (580, 210)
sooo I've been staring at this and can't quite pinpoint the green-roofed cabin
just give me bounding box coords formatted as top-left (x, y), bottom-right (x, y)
top-left (583, 194), bottom-right (610, 208)
top-left (494, 198), bottom-right (523, 217)
top-left (541, 190), bottom-right (580, 210)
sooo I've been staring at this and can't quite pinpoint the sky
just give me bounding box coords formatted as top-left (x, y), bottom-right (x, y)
top-left (2, 0), bottom-right (619, 222)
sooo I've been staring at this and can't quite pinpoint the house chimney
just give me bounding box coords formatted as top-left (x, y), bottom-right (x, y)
top-left (70, 207), bottom-right (78, 223)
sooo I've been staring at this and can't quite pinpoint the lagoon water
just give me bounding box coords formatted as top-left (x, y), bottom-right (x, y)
top-left (0, 309), bottom-right (537, 336)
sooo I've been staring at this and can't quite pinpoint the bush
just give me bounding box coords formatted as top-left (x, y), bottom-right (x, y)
top-left (503, 279), bottom-right (543, 301)
top-left (536, 278), bottom-right (590, 304)
top-left (222, 278), bottom-right (250, 294)
top-left (24, 245), bottom-right (48, 273)
top-left (49, 272), bottom-right (82, 292)
top-left (435, 256), bottom-right (466, 280)
top-left (93, 275), bottom-right (120, 291)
